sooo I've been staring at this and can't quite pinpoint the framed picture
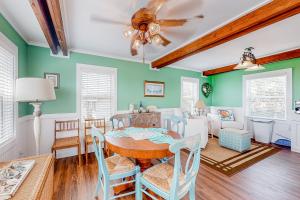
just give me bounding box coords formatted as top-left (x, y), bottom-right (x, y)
top-left (144, 81), bottom-right (165, 97)
top-left (44, 72), bottom-right (60, 89)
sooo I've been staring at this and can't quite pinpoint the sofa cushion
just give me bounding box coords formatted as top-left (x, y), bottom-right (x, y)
top-left (221, 121), bottom-right (244, 130)
top-left (218, 109), bottom-right (235, 121)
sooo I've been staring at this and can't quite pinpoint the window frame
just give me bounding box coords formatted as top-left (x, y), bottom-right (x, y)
top-left (242, 68), bottom-right (292, 121)
top-left (0, 32), bottom-right (18, 149)
top-left (76, 63), bottom-right (117, 122)
top-left (180, 76), bottom-right (199, 113)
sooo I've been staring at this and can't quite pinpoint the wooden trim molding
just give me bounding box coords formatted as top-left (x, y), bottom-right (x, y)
top-left (151, 0), bottom-right (300, 69)
top-left (46, 0), bottom-right (68, 56)
top-left (30, 0), bottom-right (58, 54)
top-left (203, 48), bottom-right (300, 76)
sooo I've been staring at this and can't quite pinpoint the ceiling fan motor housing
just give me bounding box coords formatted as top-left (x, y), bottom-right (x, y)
top-left (131, 8), bottom-right (156, 31)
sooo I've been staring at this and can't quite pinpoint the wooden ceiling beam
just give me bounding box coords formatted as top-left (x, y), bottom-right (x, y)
top-left (151, 0), bottom-right (300, 69)
top-left (30, 0), bottom-right (58, 54)
top-left (203, 48), bottom-right (300, 76)
top-left (46, 0), bottom-right (68, 56)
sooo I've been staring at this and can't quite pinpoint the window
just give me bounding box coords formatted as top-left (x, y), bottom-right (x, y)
top-left (0, 33), bottom-right (17, 146)
top-left (181, 77), bottom-right (199, 113)
top-left (77, 64), bottom-right (117, 122)
top-left (243, 69), bottom-right (292, 120)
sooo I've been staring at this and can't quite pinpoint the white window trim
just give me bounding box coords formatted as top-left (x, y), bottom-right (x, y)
top-left (180, 76), bottom-right (199, 111)
top-left (0, 32), bottom-right (18, 150)
top-left (242, 68), bottom-right (292, 121)
top-left (76, 63), bottom-right (117, 120)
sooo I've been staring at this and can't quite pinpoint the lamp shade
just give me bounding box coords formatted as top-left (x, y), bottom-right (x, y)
top-left (16, 78), bottom-right (56, 102)
top-left (195, 100), bottom-right (205, 109)
top-left (245, 64), bottom-right (265, 71)
top-left (234, 60), bottom-right (255, 70)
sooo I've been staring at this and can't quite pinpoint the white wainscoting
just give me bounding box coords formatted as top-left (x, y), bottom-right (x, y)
top-left (16, 108), bottom-right (179, 159)
top-left (0, 116), bottom-right (31, 161)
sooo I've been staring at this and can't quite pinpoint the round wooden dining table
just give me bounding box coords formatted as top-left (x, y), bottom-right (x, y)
top-left (105, 129), bottom-right (181, 172)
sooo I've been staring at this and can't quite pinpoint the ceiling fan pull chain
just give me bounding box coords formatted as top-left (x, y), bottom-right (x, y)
top-left (142, 44), bottom-right (145, 64)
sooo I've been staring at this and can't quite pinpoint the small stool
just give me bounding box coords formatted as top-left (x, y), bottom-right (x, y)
top-left (219, 128), bottom-right (251, 152)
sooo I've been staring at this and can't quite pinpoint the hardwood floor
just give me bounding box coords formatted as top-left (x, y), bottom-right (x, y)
top-left (53, 149), bottom-right (300, 200)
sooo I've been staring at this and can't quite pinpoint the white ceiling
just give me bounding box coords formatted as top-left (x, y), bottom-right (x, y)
top-left (2, 0), bottom-right (297, 72)
top-left (173, 13), bottom-right (300, 71)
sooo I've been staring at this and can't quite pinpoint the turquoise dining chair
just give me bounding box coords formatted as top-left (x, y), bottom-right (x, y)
top-left (136, 134), bottom-right (202, 200)
top-left (164, 115), bottom-right (187, 137)
top-left (91, 127), bottom-right (140, 199)
top-left (110, 114), bottom-right (132, 130)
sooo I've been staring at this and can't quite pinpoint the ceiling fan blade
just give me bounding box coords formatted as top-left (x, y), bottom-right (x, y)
top-left (146, 0), bottom-right (166, 13)
top-left (157, 15), bottom-right (204, 26)
top-left (158, 34), bottom-right (171, 46)
top-left (157, 19), bottom-right (187, 26)
top-left (130, 34), bottom-right (139, 56)
top-left (91, 15), bottom-right (129, 26)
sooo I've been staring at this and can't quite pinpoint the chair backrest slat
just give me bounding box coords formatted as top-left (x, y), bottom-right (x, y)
top-left (91, 127), bottom-right (109, 179)
top-left (169, 135), bottom-right (201, 198)
top-left (110, 114), bottom-right (132, 129)
top-left (164, 115), bottom-right (187, 137)
top-left (54, 119), bottom-right (80, 139)
top-left (84, 118), bottom-right (106, 136)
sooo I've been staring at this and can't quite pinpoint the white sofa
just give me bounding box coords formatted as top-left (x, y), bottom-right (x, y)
top-left (208, 106), bottom-right (246, 137)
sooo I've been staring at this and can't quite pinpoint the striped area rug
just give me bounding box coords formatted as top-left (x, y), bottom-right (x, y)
top-left (201, 138), bottom-right (281, 176)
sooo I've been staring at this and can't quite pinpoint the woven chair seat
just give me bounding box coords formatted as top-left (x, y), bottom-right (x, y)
top-left (52, 136), bottom-right (80, 149)
top-left (142, 163), bottom-right (185, 193)
top-left (105, 155), bottom-right (135, 175)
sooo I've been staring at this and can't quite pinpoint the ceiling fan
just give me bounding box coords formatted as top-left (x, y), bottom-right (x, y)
top-left (92, 0), bottom-right (204, 56)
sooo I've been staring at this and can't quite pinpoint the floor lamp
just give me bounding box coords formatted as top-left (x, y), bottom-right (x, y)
top-left (16, 78), bottom-right (56, 155)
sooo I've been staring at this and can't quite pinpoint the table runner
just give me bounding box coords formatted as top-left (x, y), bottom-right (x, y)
top-left (106, 127), bottom-right (176, 145)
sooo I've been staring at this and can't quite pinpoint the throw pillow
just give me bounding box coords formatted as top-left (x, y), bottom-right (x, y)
top-left (218, 109), bottom-right (235, 121)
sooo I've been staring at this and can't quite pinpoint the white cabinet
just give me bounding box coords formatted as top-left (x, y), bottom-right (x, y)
top-left (291, 113), bottom-right (300, 153)
top-left (291, 121), bottom-right (300, 153)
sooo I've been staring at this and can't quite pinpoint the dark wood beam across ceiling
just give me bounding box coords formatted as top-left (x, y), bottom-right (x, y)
top-left (30, 0), bottom-right (68, 56)
top-left (30, 0), bottom-right (58, 54)
top-left (203, 48), bottom-right (300, 76)
top-left (46, 0), bottom-right (68, 56)
top-left (151, 0), bottom-right (300, 69)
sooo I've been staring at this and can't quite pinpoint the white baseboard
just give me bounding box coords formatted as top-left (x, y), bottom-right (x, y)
top-left (292, 147), bottom-right (300, 153)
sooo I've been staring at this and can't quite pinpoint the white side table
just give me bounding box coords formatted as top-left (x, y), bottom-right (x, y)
top-left (185, 116), bottom-right (208, 148)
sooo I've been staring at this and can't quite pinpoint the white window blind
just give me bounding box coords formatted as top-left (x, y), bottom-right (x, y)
top-left (181, 77), bottom-right (199, 113)
top-left (244, 69), bottom-right (292, 120)
top-left (0, 34), bottom-right (17, 146)
top-left (78, 65), bottom-right (117, 121)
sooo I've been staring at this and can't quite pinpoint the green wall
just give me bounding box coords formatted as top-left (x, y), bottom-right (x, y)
top-left (211, 58), bottom-right (300, 107)
top-left (0, 14), bottom-right (28, 116)
top-left (27, 45), bottom-right (211, 114)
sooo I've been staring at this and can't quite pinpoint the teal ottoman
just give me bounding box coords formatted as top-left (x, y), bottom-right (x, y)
top-left (219, 128), bottom-right (251, 152)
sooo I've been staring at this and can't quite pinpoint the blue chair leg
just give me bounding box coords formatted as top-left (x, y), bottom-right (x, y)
top-left (189, 181), bottom-right (196, 200)
top-left (135, 173), bottom-right (142, 200)
top-left (103, 179), bottom-right (110, 200)
top-left (95, 177), bottom-right (101, 198)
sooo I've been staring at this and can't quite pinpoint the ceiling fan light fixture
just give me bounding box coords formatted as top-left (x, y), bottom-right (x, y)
top-left (123, 26), bottom-right (135, 38)
top-left (133, 39), bottom-right (142, 49)
top-left (148, 22), bottom-right (160, 35)
top-left (152, 34), bottom-right (162, 45)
